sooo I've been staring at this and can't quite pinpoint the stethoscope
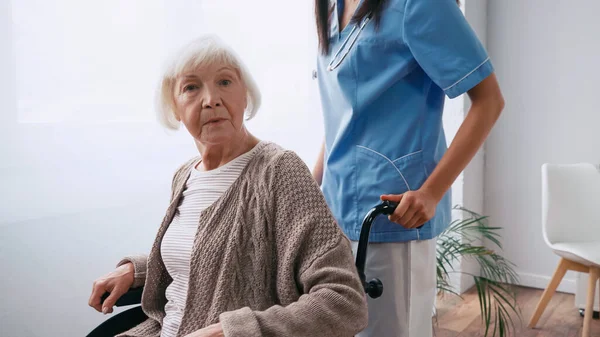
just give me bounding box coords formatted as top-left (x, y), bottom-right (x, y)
top-left (327, 13), bottom-right (372, 72)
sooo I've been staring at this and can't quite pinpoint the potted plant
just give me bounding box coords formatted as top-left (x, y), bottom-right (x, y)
top-left (436, 206), bottom-right (522, 337)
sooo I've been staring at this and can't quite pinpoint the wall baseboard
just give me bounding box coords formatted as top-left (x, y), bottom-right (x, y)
top-left (516, 272), bottom-right (576, 294)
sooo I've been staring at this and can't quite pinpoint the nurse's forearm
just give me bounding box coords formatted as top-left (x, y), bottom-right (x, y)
top-left (421, 74), bottom-right (504, 202)
top-left (313, 140), bottom-right (326, 186)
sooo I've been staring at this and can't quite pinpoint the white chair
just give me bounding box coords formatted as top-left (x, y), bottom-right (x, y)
top-left (529, 163), bottom-right (600, 336)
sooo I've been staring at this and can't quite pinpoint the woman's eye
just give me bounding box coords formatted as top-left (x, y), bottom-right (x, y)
top-left (219, 79), bottom-right (232, 86)
top-left (183, 84), bottom-right (198, 92)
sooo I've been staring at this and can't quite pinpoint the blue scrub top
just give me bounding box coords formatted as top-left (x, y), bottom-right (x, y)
top-left (317, 0), bottom-right (494, 243)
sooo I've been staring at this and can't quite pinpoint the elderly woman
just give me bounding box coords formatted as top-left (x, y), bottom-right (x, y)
top-left (87, 35), bottom-right (368, 337)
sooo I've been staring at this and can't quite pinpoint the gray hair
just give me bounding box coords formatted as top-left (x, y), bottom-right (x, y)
top-left (156, 35), bottom-right (261, 130)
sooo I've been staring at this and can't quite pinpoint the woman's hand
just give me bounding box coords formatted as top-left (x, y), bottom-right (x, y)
top-left (381, 188), bottom-right (438, 229)
top-left (88, 262), bottom-right (135, 314)
top-left (183, 323), bottom-right (224, 337)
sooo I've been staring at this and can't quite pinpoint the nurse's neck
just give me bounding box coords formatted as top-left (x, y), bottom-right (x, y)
top-left (340, 0), bottom-right (361, 31)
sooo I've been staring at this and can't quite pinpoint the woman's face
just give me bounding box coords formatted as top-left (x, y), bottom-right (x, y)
top-left (174, 63), bottom-right (248, 146)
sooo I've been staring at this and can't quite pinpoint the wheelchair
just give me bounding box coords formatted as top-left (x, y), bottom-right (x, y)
top-left (87, 201), bottom-right (398, 337)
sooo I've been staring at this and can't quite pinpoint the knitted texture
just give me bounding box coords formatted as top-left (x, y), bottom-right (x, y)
top-left (116, 142), bottom-right (368, 337)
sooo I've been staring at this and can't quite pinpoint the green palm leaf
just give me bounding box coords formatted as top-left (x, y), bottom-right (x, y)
top-left (436, 205), bottom-right (522, 337)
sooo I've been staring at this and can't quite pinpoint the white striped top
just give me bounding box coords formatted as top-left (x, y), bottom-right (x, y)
top-left (159, 143), bottom-right (262, 337)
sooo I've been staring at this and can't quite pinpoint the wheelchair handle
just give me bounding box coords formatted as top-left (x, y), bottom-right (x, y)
top-left (355, 200), bottom-right (398, 299)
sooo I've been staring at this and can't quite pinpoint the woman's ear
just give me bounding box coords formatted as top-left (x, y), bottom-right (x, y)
top-left (243, 92), bottom-right (251, 119)
top-left (171, 106), bottom-right (182, 122)
top-left (171, 96), bottom-right (182, 121)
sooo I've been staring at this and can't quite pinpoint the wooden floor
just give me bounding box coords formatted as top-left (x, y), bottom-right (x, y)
top-left (433, 285), bottom-right (600, 337)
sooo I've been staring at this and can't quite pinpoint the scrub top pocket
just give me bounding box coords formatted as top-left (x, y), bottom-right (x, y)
top-left (354, 146), bottom-right (430, 237)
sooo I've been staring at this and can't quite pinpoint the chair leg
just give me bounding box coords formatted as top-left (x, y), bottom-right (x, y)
top-left (528, 258), bottom-right (569, 328)
top-left (582, 267), bottom-right (600, 337)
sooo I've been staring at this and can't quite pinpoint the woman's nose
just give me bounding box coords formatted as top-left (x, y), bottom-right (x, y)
top-left (203, 101), bottom-right (222, 108)
top-left (201, 87), bottom-right (222, 109)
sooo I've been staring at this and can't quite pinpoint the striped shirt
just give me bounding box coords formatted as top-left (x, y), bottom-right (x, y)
top-left (159, 143), bottom-right (261, 337)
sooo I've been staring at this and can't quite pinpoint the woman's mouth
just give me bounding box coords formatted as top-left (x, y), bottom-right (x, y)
top-left (205, 118), bottom-right (226, 125)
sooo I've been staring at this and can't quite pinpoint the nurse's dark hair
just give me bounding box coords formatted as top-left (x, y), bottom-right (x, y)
top-left (316, 0), bottom-right (460, 55)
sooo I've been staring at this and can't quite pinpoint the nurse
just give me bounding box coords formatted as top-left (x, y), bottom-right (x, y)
top-left (312, 0), bottom-right (504, 336)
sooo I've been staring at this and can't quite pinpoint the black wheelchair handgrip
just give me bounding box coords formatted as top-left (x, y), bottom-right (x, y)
top-left (354, 200), bottom-right (398, 299)
top-left (354, 199), bottom-right (427, 299)
top-left (100, 287), bottom-right (143, 307)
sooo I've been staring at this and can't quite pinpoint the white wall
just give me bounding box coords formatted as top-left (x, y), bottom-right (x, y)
top-left (454, 0), bottom-right (489, 294)
top-left (439, 0), bottom-right (489, 294)
top-left (461, 0), bottom-right (487, 218)
top-left (485, 0), bottom-right (600, 294)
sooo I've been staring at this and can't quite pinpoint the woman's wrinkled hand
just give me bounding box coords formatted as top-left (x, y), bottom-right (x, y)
top-left (88, 262), bottom-right (135, 314)
top-left (381, 188), bottom-right (438, 229)
top-left (183, 323), bottom-right (224, 337)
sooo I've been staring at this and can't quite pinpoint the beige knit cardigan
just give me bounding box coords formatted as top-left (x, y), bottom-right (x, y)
top-left (116, 142), bottom-right (368, 337)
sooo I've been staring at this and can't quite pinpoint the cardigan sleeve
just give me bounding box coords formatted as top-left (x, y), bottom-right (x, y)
top-left (116, 255), bottom-right (148, 289)
top-left (219, 151), bottom-right (368, 337)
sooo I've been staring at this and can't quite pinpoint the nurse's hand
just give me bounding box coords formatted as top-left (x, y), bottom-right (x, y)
top-left (380, 189), bottom-right (437, 228)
